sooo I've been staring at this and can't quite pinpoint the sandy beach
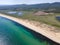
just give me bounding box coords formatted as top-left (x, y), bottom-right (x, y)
top-left (0, 13), bottom-right (60, 44)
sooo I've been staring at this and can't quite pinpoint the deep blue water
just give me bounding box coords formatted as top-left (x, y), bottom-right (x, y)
top-left (56, 16), bottom-right (60, 21)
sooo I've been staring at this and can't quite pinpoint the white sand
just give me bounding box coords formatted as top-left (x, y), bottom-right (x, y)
top-left (0, 13), bottom-right (60, 44)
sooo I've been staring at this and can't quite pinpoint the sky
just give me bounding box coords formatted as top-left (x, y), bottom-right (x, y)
top-left (0, 0), bottom-right (60, 5)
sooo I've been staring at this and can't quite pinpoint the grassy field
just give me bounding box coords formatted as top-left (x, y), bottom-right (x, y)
top-left (16, 12), bottom-right (60, 28)
top-left (0, 10), bottom-right (60, 28)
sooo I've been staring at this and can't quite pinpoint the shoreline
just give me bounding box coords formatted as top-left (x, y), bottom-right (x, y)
top-left (0, 13), bottom-right (60, 44)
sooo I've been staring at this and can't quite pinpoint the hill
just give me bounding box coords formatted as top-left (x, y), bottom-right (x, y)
top-left (0, 2), bottom-right (60, 12)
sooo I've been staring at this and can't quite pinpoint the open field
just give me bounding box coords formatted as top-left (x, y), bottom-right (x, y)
top-left (0, 10), bottom-right (60, 28)
top-left (20, 13), bottom-right (60, 28)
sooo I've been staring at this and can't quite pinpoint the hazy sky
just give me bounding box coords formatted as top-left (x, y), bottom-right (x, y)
top-left (0, 0), bottom-right (60, 5)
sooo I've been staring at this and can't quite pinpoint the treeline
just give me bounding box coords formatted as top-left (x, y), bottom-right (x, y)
top-left (0, 2), bottom-right (60, 13)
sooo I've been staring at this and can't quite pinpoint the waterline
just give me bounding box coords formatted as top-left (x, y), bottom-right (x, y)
top-left (0, 16), bottom-right (59, 45)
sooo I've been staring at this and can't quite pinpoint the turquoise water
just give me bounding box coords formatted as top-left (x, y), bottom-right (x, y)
top-left (0, 16), bottom-right (59, 45)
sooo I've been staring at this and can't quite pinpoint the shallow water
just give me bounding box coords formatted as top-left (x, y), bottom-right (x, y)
top-left (0, 16), bottom-right (59, 45)
top-left (7, 11), bottom-right (23, 16)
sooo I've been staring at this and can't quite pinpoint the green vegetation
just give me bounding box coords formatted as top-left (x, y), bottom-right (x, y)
top-left (1, 10), bottom-right (60, 28)
top-left (0, 2), bottom-right (60, 13)
top-left (18, 13), bottom-right (60, 28)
